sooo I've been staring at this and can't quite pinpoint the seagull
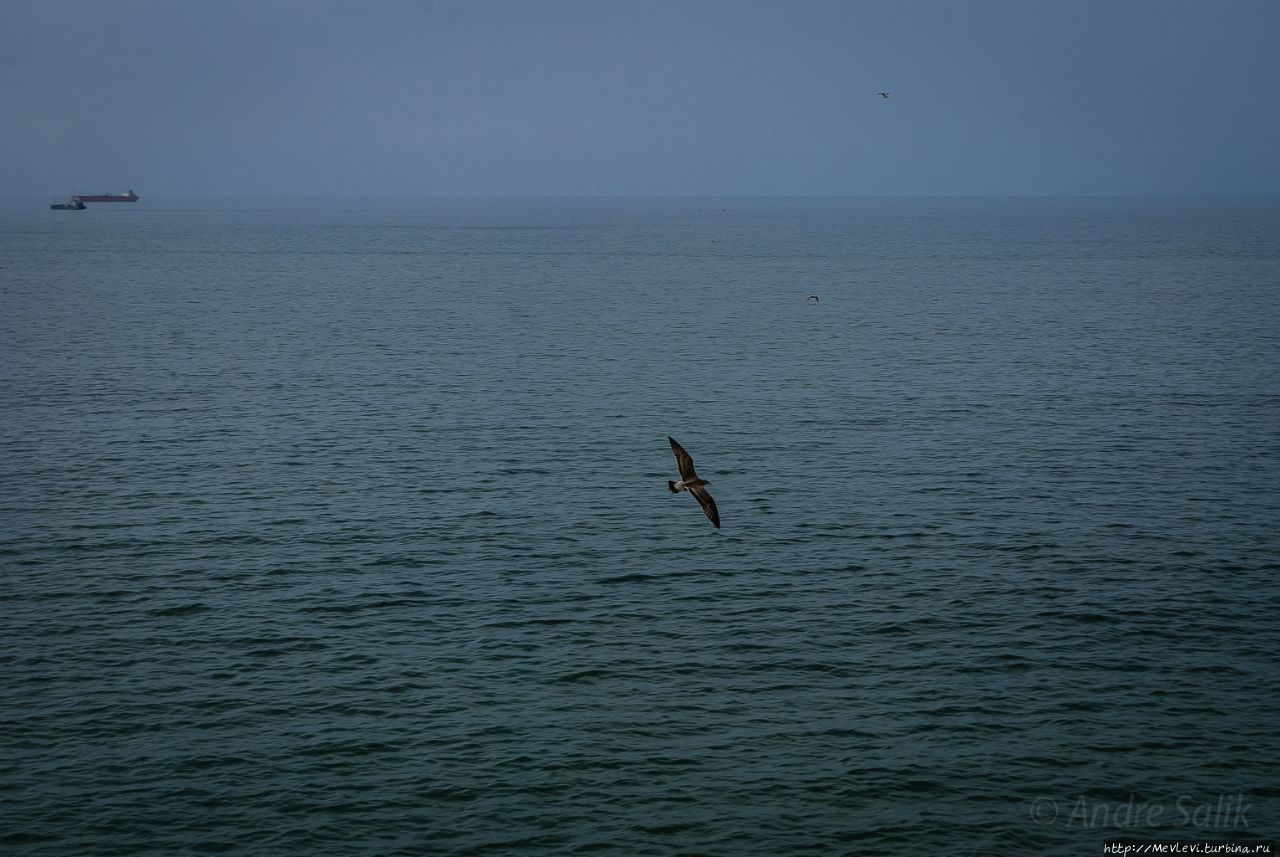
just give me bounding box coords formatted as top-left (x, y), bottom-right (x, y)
top-left (878, 91), bottom-right (890, 98)
top-left (808, 295), bottom-right (820, 303)
top-left (667, 436), bottom-right (720, 529)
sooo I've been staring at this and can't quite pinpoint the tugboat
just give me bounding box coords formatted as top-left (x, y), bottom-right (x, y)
top-left (50, 198), bottom-right (87, 210)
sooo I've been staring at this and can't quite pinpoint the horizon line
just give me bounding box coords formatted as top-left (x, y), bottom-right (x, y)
top-left (10, 192), bottom-right (1280, 201)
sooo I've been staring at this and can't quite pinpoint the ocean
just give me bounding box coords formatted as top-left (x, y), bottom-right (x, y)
top-left (2, 197), bottom-right (1278, 855)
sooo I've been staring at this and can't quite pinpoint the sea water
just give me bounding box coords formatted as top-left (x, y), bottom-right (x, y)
top-left (2, 197), bottom-right (1278, 854)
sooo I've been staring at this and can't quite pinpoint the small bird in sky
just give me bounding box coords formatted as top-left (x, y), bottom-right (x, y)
top-left (878, 91), bottom-right (890, 98)
top-left (667, 436), bottom-right (720, 529)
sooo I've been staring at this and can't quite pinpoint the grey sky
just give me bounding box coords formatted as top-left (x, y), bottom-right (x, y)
top-left (4, 0), bottom-right (1278, 196)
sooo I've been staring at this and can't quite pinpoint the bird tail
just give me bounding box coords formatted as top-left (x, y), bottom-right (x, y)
top-left (668, 481), bottom-right (679, 494)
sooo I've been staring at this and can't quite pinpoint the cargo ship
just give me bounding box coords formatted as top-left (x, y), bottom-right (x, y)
top-left (50, 190), bottom-right (139, 210)
top-left (74, 190), bottom-right (139, 203)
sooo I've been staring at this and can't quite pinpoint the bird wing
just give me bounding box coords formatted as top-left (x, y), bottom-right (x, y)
top-left (689, 485), bottom-right (721, 528)
top-left (668, 436), bottom-right (698, 481)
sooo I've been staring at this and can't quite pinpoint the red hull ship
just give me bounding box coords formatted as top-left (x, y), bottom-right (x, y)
top-left (74, 190), bottom-right (139, 203)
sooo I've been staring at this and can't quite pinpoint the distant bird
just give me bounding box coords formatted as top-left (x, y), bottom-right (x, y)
top-left (667, 436), bottom-right (720, 529)
top-left (808, 294), bottom-right (820, 303)
top-left (878, 91), bottom-right (890, 98)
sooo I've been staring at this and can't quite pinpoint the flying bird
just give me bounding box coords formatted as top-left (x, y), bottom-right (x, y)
top-left (878, 91), bottom-right (890, 98)
top-left (808, 295), bottom-right (820, 303)
top-left (667, 436), bottom-right (720, 529)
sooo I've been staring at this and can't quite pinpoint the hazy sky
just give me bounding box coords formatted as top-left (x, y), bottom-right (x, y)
top-left (4, 0), bottom-right (1278, 196)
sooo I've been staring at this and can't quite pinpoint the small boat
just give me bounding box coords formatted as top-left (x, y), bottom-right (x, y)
top-left (50, 199), bottom-right (87, 210)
